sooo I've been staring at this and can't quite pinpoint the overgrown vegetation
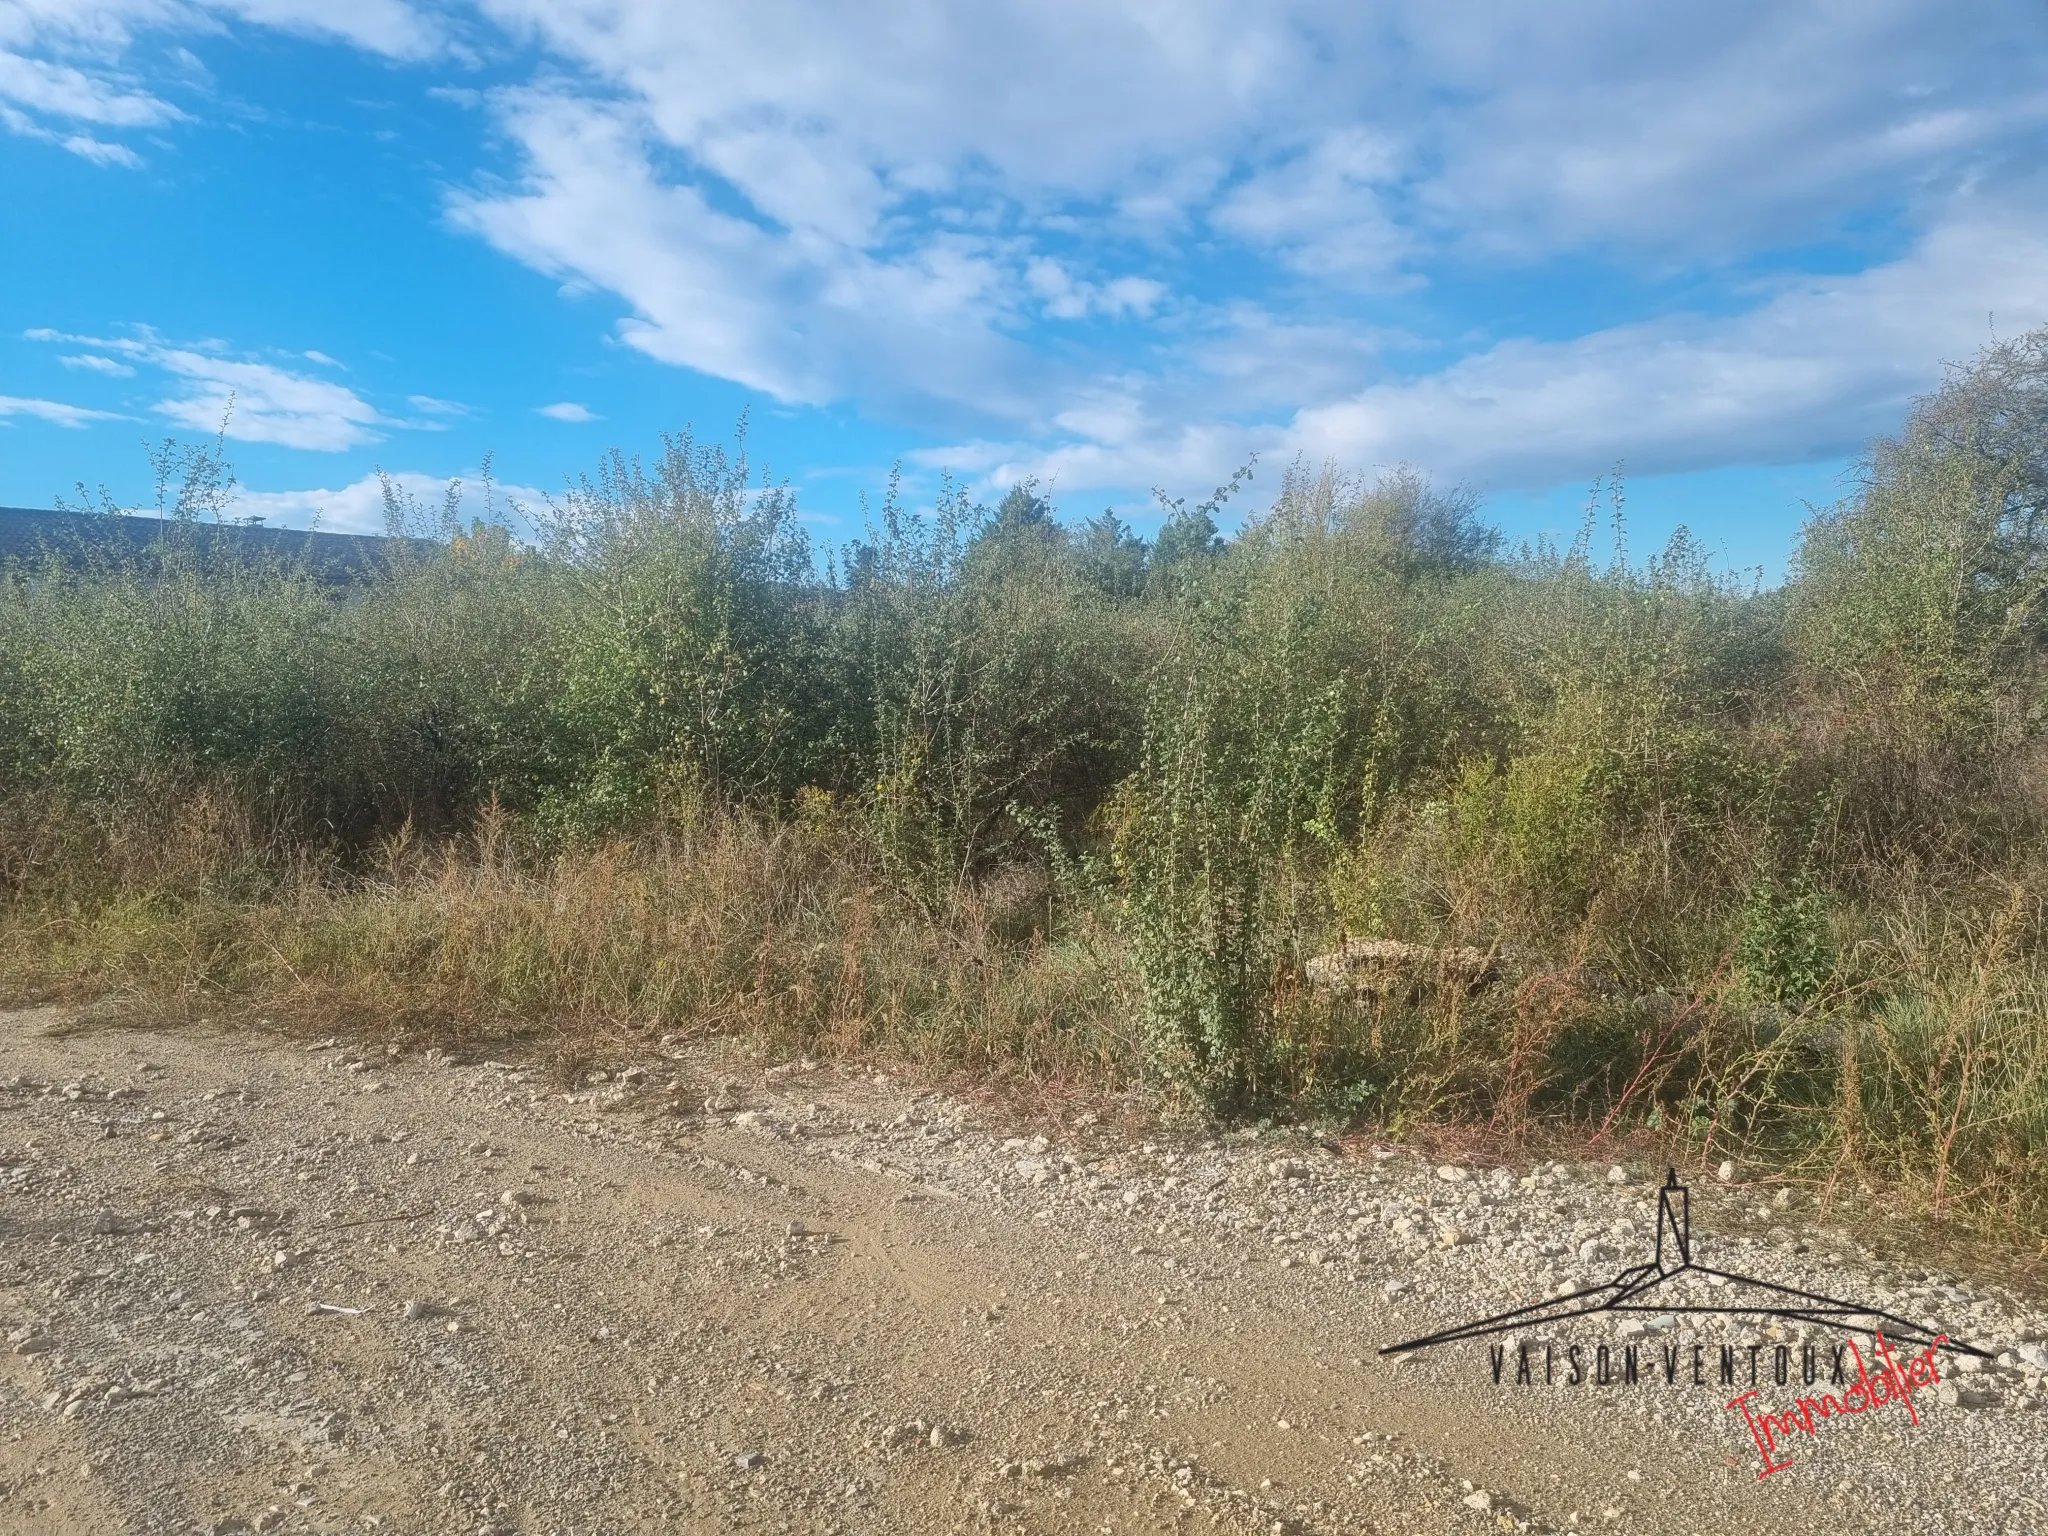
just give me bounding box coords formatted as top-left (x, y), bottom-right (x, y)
top-left (6, 332), bottom-right (2048, 1238)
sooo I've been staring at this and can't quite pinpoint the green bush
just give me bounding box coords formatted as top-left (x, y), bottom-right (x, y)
top-left (6, 326), bottom-right (2048, 1232)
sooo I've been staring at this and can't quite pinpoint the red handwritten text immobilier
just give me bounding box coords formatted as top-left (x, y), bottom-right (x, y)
top-left (1725, 1331), bottom-right (1948, 1478)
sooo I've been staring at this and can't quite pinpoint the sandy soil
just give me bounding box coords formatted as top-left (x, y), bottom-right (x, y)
top-left (1, 1007), bottom-right (2042, 1535)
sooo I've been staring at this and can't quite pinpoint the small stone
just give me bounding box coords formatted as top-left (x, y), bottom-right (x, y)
top-left (1435, 1165), bottom-right (1469, 1182)
top-left (1462, 1489), bottom-right (1493, 1511)
top-left (1717, 1159), bottom-right (1737, 1183)
top-left (785, 1220), bottom-right (807, 1238)
top-left (13, 1334), bottom-right (53, 1356)
top-left (1606, 1165), bottom-right (1628, 1185)
top-left (733, 1450), bottom-right (766, 1472)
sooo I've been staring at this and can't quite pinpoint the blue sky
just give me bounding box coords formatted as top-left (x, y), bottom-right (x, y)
top-left (2, 1), bottom-right (2045, 575)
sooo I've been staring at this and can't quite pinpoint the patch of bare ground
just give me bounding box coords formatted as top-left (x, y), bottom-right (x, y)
top-left (1, 1008), bottom-right (2043, 1535)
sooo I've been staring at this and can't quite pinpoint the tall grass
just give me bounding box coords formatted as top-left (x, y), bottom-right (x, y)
top-left (0, 793), bottom-right (1136, 1086)
top-left (5, 333), bottom-right (2048, 1237)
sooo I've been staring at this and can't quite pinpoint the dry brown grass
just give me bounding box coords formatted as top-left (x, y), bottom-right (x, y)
top-left (5, 785), bottom-right (2047, 1250)
top-left (0, 796), bottom-right (1142, 1090)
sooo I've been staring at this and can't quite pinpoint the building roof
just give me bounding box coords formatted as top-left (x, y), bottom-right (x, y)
top-left (0, 506), bottom-right (433, 580)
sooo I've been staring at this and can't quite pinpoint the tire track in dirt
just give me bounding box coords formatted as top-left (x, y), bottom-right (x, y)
top-left (1, 1008), bottom-right (2042, 1535)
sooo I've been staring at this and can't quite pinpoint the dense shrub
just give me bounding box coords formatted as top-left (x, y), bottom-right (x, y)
top-left (5, 328), bottom-right (2048, 1234)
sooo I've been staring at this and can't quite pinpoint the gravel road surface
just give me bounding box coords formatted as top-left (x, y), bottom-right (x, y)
top-left (1, 1007), bottom-right (2042, 1535)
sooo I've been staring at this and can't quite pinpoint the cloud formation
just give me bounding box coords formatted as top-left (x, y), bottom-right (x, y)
top-left (1284, 207), bottom-right (2048, 489)
top-left (234, 469), bottom-right (551, 536)
top-left (443, 0), bottom-right (2048, 492)
top-left (26, 328), bottom-right (389, 449)
top-left (60, 352), bottom-right (137, 376)
top-left (0, 393), bottom-right (126, 427)
top-left (9, 0), bottom-right (2048, 501)
top-left (0, 0), bottom-right (440, 162)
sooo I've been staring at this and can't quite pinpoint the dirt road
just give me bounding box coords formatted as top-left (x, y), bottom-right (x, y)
top-left (1, 1008), bottom-right (2041, 1535)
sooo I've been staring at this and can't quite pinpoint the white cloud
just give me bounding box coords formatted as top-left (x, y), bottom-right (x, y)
top-left (0, 393), bottom-right (126, 427)
top-left (449, 90), bottom-right (1042, 422)
top-left (450, 94), bottom-right (823, 402)
top-left (213, 0), bottom-right (439, 59)
top-left (1023, 259), bottom-right (1165, 321)
top-left (1283, 203), bottom-right (2048, 489)
top-left (472, 0), bottom-right (1323, 216)
top-left (0, 0), bottom-right (438, 165)
top-left (1401, 3), bottom-right (2048, 260)
top-left (150, 349), bottom-right (385, 449)
top-left (0, 48), bottom-right (179, 125)
top-left (233, 470), bottom-right (550, 535)
top-left (938, 199), bottom-right (2048, 498)
top-left (433, 0), bottom-right (2047, 488)
top-left (536, 400), bottom-right (597, 422)
top-left (0, 100), bottom-right (144, 162)
top-left (53, 129), bottom-right (139, 164)
top-left (1212, 127), bottom-right (1411, 284)
top-left (11, 0), bottom-right (2048, 510)
top-left (460, 1), bottom-right (2048, 275)
top-left (26, 328), bottom-right (388, 450)
top-left (0, 0), bottom-right (440, 61)
top-left (60, 352), bottom-right (136, 375)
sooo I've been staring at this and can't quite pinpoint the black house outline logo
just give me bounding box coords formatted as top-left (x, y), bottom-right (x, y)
top-left (1379, 1169), bottom-right (1991, 1361)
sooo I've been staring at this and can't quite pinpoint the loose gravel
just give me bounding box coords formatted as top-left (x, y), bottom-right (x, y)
top-left (0, 1007), bottom-right (2041, 1535)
